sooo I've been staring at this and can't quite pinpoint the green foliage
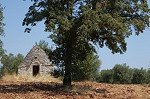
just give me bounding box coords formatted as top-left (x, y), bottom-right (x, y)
top-left (131, 68), bottom-right (147, 84)
top-left (0, 67), bottom-right (4, 78)
top-left (23, 0), bottom-right (150, 86)
top-left (113, 64), bottom-right (133, 84)
top-left (145, 69), bottom-right (150, 84)
top-left (97, 64), bottom-right (150, 84)
top-left (23, 0), bottom-right (149, 54)
top-left (0, 53), bottom-right (24, 75)
top-left (97, 69), bottom-right (113, 83)
top-left (71, 52), bottom-right (101, 81)
top-left (36, 40), bottom-right (101, 81)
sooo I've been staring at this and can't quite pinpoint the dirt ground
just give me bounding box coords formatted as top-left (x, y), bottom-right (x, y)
top-left (0, 81), bottom-right (150, 99)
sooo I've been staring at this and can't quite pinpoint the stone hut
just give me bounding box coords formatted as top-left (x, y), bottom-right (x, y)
top-left (18, 45), bottom-right (53, 76)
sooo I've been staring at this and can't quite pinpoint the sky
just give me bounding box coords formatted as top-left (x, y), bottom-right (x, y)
top-left (0, 0), bottom-right (150, 70)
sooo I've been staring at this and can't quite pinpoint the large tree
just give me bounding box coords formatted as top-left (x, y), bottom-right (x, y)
top-left (23, 0), bottom-right (149, 86)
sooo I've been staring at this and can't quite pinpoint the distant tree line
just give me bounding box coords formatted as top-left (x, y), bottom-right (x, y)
top-left (0, 53), bottom-right (24, 78)
top-left (96, 64), bottom-right (150, 84)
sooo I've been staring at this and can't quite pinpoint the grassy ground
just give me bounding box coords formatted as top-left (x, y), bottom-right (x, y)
top-left (1, 74), bottom-right (61, 82)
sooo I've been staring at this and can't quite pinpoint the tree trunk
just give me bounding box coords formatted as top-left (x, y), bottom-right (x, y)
top-left (62, 29), bottom-right (76, 87)
top-left (63, 38), bottom-right (72, 87)
top-left (63, 65), bottom-right (71, 86)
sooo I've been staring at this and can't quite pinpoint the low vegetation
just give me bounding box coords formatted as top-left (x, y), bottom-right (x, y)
top-left (97, 64), bottom-right (150, 84)
top-left (0, 53), bottom-right (24, 78)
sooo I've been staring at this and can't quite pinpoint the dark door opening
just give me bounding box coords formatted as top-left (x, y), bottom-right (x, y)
top-left (33, 65), bottom-right (39, 76)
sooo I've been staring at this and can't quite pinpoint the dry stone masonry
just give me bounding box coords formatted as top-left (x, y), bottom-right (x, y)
top-left (18, 45), bottom-right (53, 76)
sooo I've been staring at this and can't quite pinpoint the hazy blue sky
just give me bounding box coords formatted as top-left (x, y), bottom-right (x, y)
top-left (1, 0), bottom-right (150, 70)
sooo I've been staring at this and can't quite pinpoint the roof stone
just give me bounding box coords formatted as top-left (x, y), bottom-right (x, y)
top-left (19, 45), bottom-right (51, 68)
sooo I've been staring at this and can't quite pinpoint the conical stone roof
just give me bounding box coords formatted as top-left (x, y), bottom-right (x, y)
top-left (19, 45), bottom-right (51, 68)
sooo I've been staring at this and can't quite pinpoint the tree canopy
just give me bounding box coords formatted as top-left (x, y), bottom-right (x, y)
top-left (23, 0), bottom-right (150, 86)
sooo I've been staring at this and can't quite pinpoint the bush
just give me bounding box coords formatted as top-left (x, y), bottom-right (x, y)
top-left (98, 69), bottom-right (113, 83)
top-left (96, 64), bottom-right (150, 84)
top-left (71, 53), bottom-right (101, 81)
top-left (112, 64), bottom-right (133, 84)
top-left (145, 69), bottom-right (150, 84)
top-left (0, 67), bottom-right (4, 78)
top-left (1, 53), bottom-right (24, 75)
top-left (131, 68), bottom-right (146, 84)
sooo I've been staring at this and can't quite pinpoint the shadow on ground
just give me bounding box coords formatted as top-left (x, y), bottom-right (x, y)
top-left (0, 82), bottom-right (62, 93)
top-left (0, 82), bottom-right (108, 96)
top-left (0, 82), bottom-right (108, 98)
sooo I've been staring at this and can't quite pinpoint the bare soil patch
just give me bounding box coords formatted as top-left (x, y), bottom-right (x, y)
top-left (0, 81), bottom-right (150, 99)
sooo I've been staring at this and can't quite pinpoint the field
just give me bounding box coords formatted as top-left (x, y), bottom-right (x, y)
top-left (0, 77), bottom-right (150, 99)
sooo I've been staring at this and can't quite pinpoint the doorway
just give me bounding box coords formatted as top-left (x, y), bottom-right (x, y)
top-left (33, 65), bottom-right (39, 76)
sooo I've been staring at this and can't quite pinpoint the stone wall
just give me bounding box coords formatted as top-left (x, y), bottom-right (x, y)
top-left (18, 45), bottom-right (53, 76)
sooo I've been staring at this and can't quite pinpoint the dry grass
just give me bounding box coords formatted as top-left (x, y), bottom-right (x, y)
top-left (1, 74), bottom-right (61, 83)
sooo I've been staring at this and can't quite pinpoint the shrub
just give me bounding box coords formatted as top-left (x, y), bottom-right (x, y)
top-left (145, 69), bottom-right (150, 84)
top-left (112, 64), bottom-right (133, 84)
top-left (131, 68), bottom-right (147, 84)
top-left (97, 69), bottom-right (113, 83)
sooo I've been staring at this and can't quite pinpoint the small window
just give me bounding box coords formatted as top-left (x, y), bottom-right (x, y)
top-left (35, 56), bottom-right (37, 59)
